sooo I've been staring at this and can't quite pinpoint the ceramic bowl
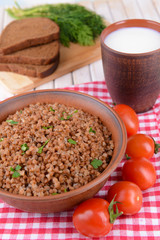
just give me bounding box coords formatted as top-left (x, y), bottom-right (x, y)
top-left (0, 90), bottom-right (127, 213)
top-left (101, 19), bottom-right (160, 113)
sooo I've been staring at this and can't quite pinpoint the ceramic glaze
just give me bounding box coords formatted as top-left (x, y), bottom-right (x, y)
top-left (104, 27), bottom-right (160, 53)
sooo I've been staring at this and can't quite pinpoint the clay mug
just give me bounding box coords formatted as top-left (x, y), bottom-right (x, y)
top-left (100, 19), bottom-right (160, 113)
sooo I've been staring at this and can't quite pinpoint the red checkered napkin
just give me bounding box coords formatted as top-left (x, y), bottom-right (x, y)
top-left (0, 81), bottom-right (160, 240)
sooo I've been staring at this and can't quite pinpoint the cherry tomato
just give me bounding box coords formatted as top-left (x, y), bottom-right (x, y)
top-left (122, 157), bottom-right (156, 190)
top-left (126, 134), bottom-right (155, 159)
top-left (113, 104), bottom-right (139, 137)
top-left (107, 181), bottom-right (142, 215)
top-left (73, 198), bottom-right (113, 238)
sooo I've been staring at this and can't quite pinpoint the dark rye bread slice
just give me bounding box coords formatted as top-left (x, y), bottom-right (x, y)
top-left (0, 55), bottom-right (59, 78)
top-left (0, 17), bottom-right (60, 55)
top-left (0, 41), bottom-right (60, 65)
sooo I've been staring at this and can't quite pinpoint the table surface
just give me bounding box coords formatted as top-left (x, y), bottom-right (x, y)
top-left (0, 0), bottom-right (160, 101)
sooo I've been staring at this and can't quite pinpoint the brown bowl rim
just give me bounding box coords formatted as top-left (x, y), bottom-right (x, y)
top-left (0, 89), bottom-right (127, 201)
top-left (101, 19), bottom-right (160, 57)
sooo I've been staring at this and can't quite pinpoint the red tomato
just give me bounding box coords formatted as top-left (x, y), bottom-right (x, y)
top-left (122, 157), bottom-right (156, 190)
top-left (73, 198), bottom-right (113, 238)
top-left (126, 134), bottom-right (155, 159)
top-left (107, 181), bottom-right (142, 215)
top-left (113, 104), bottom-right (139, 137)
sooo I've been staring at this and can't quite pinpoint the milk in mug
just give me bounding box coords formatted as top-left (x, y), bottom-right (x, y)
top-left (104, 27), bottom-right (160, 53)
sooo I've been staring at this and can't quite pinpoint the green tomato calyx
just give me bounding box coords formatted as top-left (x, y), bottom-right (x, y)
top-left (108, 195), bottom-right (123, 224)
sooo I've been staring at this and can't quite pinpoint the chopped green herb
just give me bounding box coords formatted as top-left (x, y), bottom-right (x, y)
top-left (21, 143), bottom-right (29, 154)
top-left (38, 139), bottom-right (50, 154)
top-left (68, 139), bottom-right (77, 145)
top-left (66, 115), bottom-right (73, 120)
top-left (20, 110), bottom-right (22, 113)
top-left (89, 127), bottom-right (96, 134)
top-left (51, 192), bottom-right (59, 195)
top-left (50, 106), bottom-right (55, 112)
top-left (6, 119), bottom-right (18, 125)
top-left (10, 167), bottom-right (14, 172)
top-left (64, 189), bottom-right (68, 193)
top-left (0, 138), bottom-right (4, 142)
top-left (91, 159), bottom-right (103, 169)
top-left (10, 165), bottom-right (21, 178)
top-left (61, 110), bottom-right (78, 120)
top-left (42, 126), bottom-right (53, 129)
top-left (15, 165), bottom-right (22, 171)
top-left (10, 165), bottom-right (21, 172)
top-left (21, 143), bottom-right (29, 155)
top-left (60, 112), bottom-right (67, 120)
top-left (12, 171), bottom-right (21, 178)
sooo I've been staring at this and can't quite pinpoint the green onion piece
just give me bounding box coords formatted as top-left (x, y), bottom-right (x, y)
top-left (50, 107), bottom-right (55, 112)
top-left (89, 127), bottom-right (96, 133)
top-left (42, 126), bottom-right (53, 129)
top-left (91, 159), bottom-right (103, 169)
top-left (38, 139), bottom-right (50, 154)
top-left (20, 110), bottom-right (22, 114)
top-left (68, 139), bottom-right (77, 145)
top-left (6, 119), bottom-right (18, 124)
top-left (74, 110), bottom-right (78, 113)
top-left (64, 189), bottom-right (67, 193)
top-left (0, 138), bottom-right (4, 142)
top-left (52, 192), bottom-right (58, 195)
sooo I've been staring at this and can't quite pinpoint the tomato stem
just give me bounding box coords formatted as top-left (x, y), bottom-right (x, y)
top-left (125, 154), bottom-right (131, 160)
top-left (108, 195), bottom-right (123, 224)
top-left (154, 142), bottom-right (160, 154)
top-left (151, 137), bottom-right (160, 154)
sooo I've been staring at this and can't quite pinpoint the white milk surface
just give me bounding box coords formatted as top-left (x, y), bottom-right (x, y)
top-left (104, 27), bottom-right (160, 53)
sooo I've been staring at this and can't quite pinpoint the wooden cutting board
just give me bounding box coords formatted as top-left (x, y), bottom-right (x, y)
top-left (0, 39), bottom-right (102, 94)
